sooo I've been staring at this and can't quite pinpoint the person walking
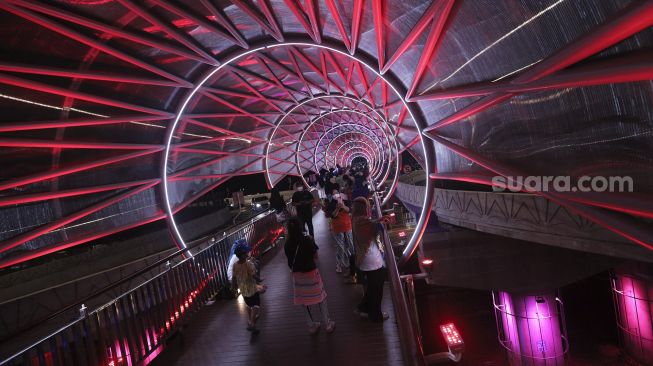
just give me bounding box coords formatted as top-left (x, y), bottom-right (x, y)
top-left (351, 197), bottom-right (389, 322)
top-left (231, 243), bottom-right (263, 332)
top-left (284, 217), bottom-right (335, 334)
top-left (322, 192), bottom-right (356, 283)
top-left (291, 182), bottom-right (315, 237)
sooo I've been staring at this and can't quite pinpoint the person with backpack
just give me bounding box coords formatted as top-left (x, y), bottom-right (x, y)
top-left (231, 242), bottom-right (264, 332)
top-left (284, 217), bottom-right (335, 334)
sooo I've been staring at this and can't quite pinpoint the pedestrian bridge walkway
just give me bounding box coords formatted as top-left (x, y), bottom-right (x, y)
top-left (151, 212), bottom-right (403, 366)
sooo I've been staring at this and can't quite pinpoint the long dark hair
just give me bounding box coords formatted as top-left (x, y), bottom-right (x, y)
top-left (270, 187), bottom-right (282, 200)
top-left (323, 197), bottom-right (338, 218)
top-left (285, 217), bottom-right (305, 245)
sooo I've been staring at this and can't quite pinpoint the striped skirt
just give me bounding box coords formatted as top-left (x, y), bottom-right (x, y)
top-left (292, 269), bottom-right (327, 306)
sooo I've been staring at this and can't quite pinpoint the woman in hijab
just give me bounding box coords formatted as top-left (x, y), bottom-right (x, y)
top-left (351, 197), bottom-right (389, 322)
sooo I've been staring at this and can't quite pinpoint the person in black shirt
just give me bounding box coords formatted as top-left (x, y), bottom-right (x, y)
top-left (269, 187), bottom-right (285, 213)
top-left (324, 174), bottom-right (340, 199)
top-left (291, 182), bottom-right (315, 237)
top-left (284, 217), bottom-right (334, 334)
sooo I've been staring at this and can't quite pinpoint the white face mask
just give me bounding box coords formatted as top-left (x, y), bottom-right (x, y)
top-left (296, 186), bottom-right (304, 191)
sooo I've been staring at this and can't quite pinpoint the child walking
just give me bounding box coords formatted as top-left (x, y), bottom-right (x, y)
top-left (231, 242), bottom-right (261, 332)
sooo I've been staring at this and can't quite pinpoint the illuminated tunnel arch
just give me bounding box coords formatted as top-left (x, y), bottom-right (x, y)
top-left (163, 40), bottom-right (433, 261)
top-left (19, 1), bottom-right (653, 267)
top-left (278, 95), bottom-right (396, 180)
top-left (313, 122), bottom-right (388, 167)
top-left (326, 134), bottom-right (383, 177)
top-left (329, 137), bottom-right (382, 177)
top-left (296, 107), bottom-right (398, 195)
top-left (309, 115), bottom-right (391, 171)
top-left (314, 125), bottom-right (391, 185)
top-left (297, 110), bottom-right (392, 177)
top-left (340, 147), bottom-right (374, 168)
top-left (348, 153), bottom-right (372, 167)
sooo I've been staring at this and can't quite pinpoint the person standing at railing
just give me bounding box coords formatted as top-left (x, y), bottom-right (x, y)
top-left (231, 243), bottom-right (263, 332)
top-left (351, 176), bottom-right (370, 200)
top-left (270, 186), bottom-right (289, 223)
top-left (322, 192), bottom-right (356, 284)
top-left (351, 197), bottom-right (390, 322)
top-left (291, 182), bottom-right (316, 237)
top-left (284, 217), bottom-right (336, 334)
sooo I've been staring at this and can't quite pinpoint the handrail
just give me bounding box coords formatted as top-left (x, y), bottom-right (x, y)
top-left (1, 210), bottom-right (272, 344)
top-left (369, 180), bottom-right (426, 366)
top-left (1, 209), bottom-right (280, 365)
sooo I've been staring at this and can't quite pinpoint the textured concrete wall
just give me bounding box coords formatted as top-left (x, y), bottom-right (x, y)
top-left (396, 182), bottom-right (653, 262)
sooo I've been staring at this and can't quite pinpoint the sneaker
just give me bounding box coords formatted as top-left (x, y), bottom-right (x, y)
top-left (325, 320), bottom-right (335, 333)
top-left (308, 322), bottom-right (321, 334)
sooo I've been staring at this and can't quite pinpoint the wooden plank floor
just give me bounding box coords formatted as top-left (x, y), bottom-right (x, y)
top-left (151, 211), bottom-right (404, 366)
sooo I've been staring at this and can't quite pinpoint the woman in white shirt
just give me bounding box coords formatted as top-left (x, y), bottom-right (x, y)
top-left (351, 197), bottom-right (389, 322)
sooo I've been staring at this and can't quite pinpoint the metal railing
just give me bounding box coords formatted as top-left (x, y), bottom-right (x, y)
top-left (1, 210), bottom-right (282, 366)
top-left (369, 182), bottom-right (426, 366)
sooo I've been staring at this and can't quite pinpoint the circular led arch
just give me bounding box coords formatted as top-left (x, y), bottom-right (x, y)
top-left (295, 109), bottom-right (391, 179)
top-left (296, 105), bottom-right (398, 196)
top-left (326, 134), bottom-right (383, 179)
top-left (274, 94), bottom-right (397, 186)
top-left (348, 153), bottom-right (372, 167)
top-left (332, 141), bottom-right (379, 175)
top-left (313, 121), bottom-right (389, 174)
top-left (339, 147), bottom-right (374, 169)
top-left (328, 137), bottom-right (384, 184)
top-left (267, 94), bottom-right (394, 189)
top-left (331, 140), bottom-right (382, 178)
top-left (163, 39), bottom-right (434, 264)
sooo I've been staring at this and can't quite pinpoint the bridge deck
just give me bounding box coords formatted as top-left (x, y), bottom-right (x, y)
top-left (152, 212), bottom-right (403, 366)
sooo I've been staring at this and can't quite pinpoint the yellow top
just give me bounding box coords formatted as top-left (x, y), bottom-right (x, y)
top-left (232, 260), bottom-right (257, 297)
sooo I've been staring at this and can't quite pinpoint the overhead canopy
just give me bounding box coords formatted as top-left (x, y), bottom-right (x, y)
top-left (0, 0), bottom-right (652, 267)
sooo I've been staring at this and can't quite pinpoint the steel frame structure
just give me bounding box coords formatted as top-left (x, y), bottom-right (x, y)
top-left (326, 134), bottom-right (382, 174)
top-left (0, 0), bottom-right (649, 270)
top-left (320, 125), bottom-right (390, 174)
top-left (293, 101), bottom-right (400, 195)
top-left (162, 40), bottom-right (432, 259)
top-left (418, 0), bottom-right (653, 251)
top-left (300, 111), bottom-right (390, 175)
top-left (329, 138), bottom-right (381, 177)
top-left (268, 94), bottom-right (395, 186)
top-left (306, 119), bottom-right (391, 186)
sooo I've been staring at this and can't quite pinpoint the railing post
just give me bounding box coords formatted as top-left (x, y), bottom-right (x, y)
top-left (79, 303), bottom-right (88, 318)
top-left (369, 180), bottom-right (426, 366)
top-left (0, 210), bottom-right (282, 366)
